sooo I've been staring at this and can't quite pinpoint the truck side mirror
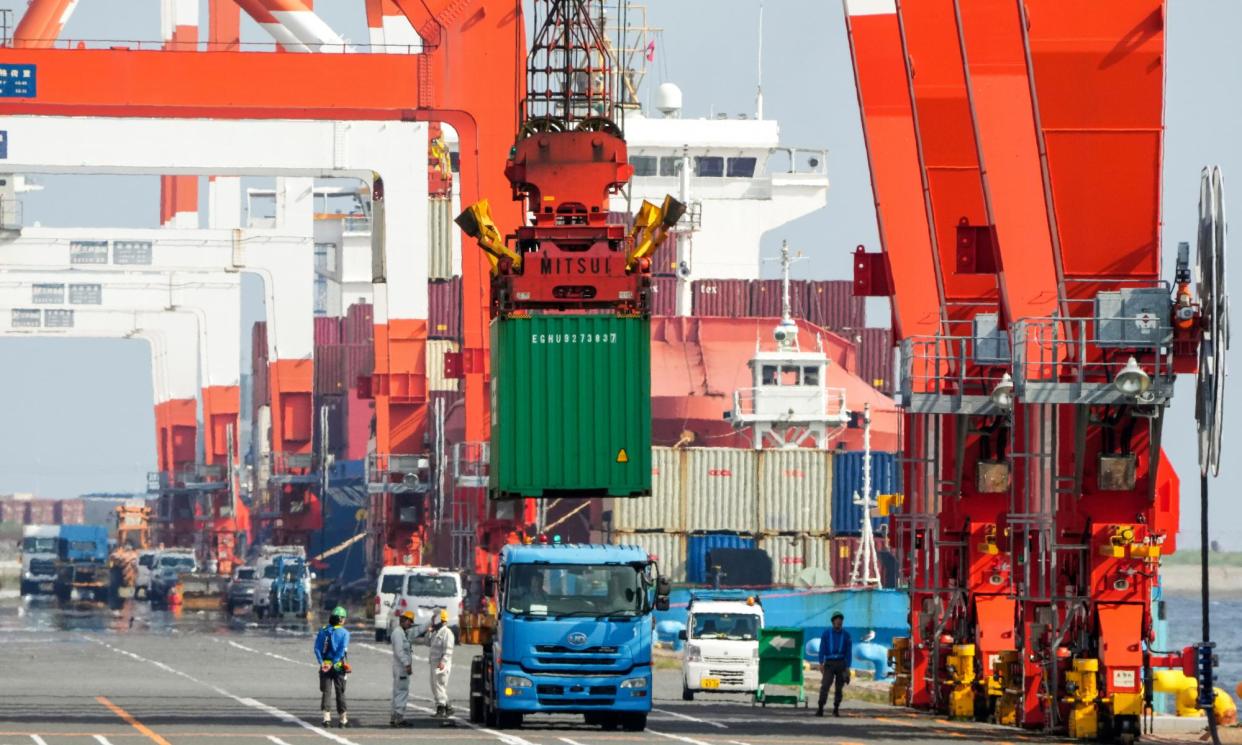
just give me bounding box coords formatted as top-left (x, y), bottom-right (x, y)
top-left (655, 576), bottom-right (671, 611)
top-left (678, 629), bottom-right (687, 641)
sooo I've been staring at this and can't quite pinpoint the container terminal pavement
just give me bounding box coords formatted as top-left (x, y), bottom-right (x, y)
top-left (0, 605), bottom-right (1192, 745)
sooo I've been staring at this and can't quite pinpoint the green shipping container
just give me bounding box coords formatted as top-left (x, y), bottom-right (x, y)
top-left (491, 314), bottom-right (651, 499)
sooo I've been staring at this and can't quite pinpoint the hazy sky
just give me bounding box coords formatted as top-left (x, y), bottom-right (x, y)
top-left (0, 1), bottom-right (1237, 550)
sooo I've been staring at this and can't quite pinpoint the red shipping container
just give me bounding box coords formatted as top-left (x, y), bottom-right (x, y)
top-left (314, 316), bottom-right (342, 346)
top-left (0, 501), bottom-right (25, 524)
top-left (55, 499), bottom-right (85, 525)
top-left (344, 303), bottom-right (374, 345)
top-left (806, 280), bottom-right (865, 331)
top-left (607, 210), bottom-right (636, 229)
top-left (750, 278), bottom-right (809, 318)
top-left (651, 231), bottom-right (680, 276)
top-left (649, 276), bottom-right (677, 316)
top-left (345, 388), bottom-right (374, 461)
top-left (346, 343), bottom-right (375, 388)
top-left (28, 500), bottom-right (55, 526)
top-left (854, 327), bottom-right (895, 393)
top-left (691, 279), bottom-right (750, 316)
top-left (829, 536), bottom-right (893, 587)
top-left (429, 277), bottom-right (462, 340)
top-left (314, 345), bottom-right (348, 394)
top-left (251, 321), bottom-right (268, 369)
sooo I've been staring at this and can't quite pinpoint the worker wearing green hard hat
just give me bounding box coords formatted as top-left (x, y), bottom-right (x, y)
top-left (315, 606), bottom-right (352, 727)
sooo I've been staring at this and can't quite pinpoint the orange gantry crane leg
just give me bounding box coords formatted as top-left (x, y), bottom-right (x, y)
top-left (843, 0), bottom-right (945, 711)
top-left (12, 0), bottom-right (76, 49)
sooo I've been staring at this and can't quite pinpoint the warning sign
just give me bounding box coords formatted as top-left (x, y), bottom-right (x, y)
top-left (616, 448), bottom-right (629, 463)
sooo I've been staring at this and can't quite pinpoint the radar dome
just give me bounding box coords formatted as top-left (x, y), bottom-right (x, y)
top-left (655, 82), bottom-right (683, 118)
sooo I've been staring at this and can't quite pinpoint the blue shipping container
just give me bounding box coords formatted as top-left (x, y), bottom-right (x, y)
top-left (686, 533), bottom-right (756, 584)
top-left (831, 451), bottom-right (899, 536)
top-left (309, 481), bottom-right (368, 589)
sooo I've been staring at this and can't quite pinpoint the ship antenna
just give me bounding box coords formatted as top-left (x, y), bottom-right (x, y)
top-left (780, 239), bottom-right (792, 325)
top-left (755, 0), bottom-right (764, 120)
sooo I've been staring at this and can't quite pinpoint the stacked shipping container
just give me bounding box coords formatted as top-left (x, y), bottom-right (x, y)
top-left (0, 498), bottom-right (87, 526)
top-left (608, 447), bottom-right (896, 586)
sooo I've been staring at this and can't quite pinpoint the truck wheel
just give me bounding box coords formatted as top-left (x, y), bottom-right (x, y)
top-left (376, 628), bottom-right (388, 643)
top-left (682, 684), bottom-right (694, 701)
top-left (621, 713), bottom-right (647, 732)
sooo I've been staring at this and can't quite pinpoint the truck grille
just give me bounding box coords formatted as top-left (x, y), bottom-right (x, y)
top-left (704, 656), bottom-right (744, 664)
top-left (29, 559), bottom-right (55, 577)
top-left (534, 645), bottom-right (618, 654)
top-left (708, 669), bottom-right (746, 685)
top-left (537, 696), bottom-right (615, 707)
top-left (536, 685), bottom-right (616, 696)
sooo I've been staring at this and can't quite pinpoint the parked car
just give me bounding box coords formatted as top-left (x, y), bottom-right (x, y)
top-left (135, 550), bottom-right (158, 599)
top-left (148, 551), bottom-right (198, 608)
top-left (373, 565), bottom-right (417, 642)
top-left (394, 567), bottom-right (464, 642)
top-left (226, 565), bottom-right (260, 615)
top-left (252, 550), bottom-right (303, 619)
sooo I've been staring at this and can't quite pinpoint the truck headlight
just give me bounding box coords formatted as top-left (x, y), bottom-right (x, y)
top-left (620, 677), bottom-right (648, 689)
top-left (686, 644), bottom-right (701, 662)
top-left (503, 675), bottom-right (532, 690)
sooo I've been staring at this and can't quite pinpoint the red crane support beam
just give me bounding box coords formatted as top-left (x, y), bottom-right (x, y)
top-left (843, 0), bottom-right (943, 343)
top-left (1024, 0), bottom-right (1164, 294)
top-left (898, 0), bottom-right (996, 328)
top-left (955, 0), bottom-right (1063, 326)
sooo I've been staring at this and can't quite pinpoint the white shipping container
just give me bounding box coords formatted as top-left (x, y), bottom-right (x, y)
top-left (612, 447), bottom-right (684, 531)
top-left (686, 448), bottom-right (757, 532)
top-left (612, 531), bottom-right (686, 583)
top-left (427, 339), bottom-right (460, 392)
top-left (760, 534), bottom-right (806, 586)
top-left (801, 534), bottom-right (836, 588)
top-left (429, 195), bottom-right (454, 280)
top-left (757, 449), bottom-right (832, 534)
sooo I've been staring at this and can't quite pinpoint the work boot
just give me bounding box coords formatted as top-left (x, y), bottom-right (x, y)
top-left (339, 713), bottom-right (349, 728)
top-left (434, 705), bottom-right (446, 718)
top-left (815, 706), bottom-right (824, 717)
top-left (833, 704), bottom-right (840, 718)
top-left (321, 711), bottom-right (331, 726)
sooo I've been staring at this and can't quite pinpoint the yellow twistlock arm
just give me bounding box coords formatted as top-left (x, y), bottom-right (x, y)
top-left (455, 199), bottom-right (521, 272)
top-left (626, 195), bottom-right (687, 271)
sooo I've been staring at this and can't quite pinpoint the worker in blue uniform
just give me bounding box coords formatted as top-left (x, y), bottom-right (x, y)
top-left (816, 611), bottom-right (852, 717)
top-left (315, 606), bottom-right (351, 728)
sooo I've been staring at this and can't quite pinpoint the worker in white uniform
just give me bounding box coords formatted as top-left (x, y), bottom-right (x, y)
top-left (428, 607), bottom-right (455, 717)
top-left (390, 610), bottom-right (416, 727)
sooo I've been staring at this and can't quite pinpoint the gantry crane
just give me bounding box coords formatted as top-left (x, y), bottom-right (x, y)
top-left (845, 1), bottom-right (1227, 740)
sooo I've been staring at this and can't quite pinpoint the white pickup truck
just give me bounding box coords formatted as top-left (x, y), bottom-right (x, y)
top-left (680, 594), bottom-right (765, 700)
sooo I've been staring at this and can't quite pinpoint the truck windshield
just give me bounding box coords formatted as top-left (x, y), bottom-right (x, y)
top-left (159, 556), bottom-right (195, 568)
top-left (380, 574), bottom-right (405, 593)
top-left (235, 568), bottom-right (256, 580)
top-left (22, 537), bottom-right (55, 552)
top-left (505, 563), bottom-right (644, 617)
top-left (70, 541), bottom-right (98, 553)
top-left (692, 612), bottom-right (760, 641)
top-left (407, 575), bottom-right (457, 597)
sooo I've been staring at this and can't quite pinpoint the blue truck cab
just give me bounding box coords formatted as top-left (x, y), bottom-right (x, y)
top-left (469, 543), bottom-right (670, 731)
top-left (54, 524), bottom-right (110, 603)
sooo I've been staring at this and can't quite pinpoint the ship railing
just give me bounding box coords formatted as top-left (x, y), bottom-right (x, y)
top-left (731, 386), bottom-right (848, 421)
top-left (899, 335), bottom-right (1011, 415)
top-left (367, 452), bottom-right (432, 494)
top-left (452, 441), bottom-right (490, 488)
top-left (769, 147), bottom-right (829, 176)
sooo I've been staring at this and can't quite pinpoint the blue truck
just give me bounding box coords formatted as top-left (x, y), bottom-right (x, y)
top-left (53, 524), bottom-right (110, 603)
top-left (469, 543), bottom-right (670, 731)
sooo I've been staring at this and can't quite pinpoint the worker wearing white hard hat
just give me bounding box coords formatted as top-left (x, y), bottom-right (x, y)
top-left (428, 607), bottom-right (456, 718)
top-left (390, 610), bottom-right (417, 727)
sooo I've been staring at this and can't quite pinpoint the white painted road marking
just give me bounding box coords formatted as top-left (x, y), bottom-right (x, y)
top-left (93, 736), bottom-right (115, 745)
top-left (357, 641), bottom-right (427, 661)
top-left (267, 737), bottom-right (297, 745)
top-left (647, 730), bottom-right (714, 745)
top-left (30, 736), bottom-right (49, 745)
top-left (406, 699), bottom-right (540, 745)
top-left (558, 738), bottom-right (595, 745)
top-left (653, 707), bottom-right (728, 729)
top-left (226, 639), bottom-right (304, 666)
top-left (86, 637), bottom-right (362, 745)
